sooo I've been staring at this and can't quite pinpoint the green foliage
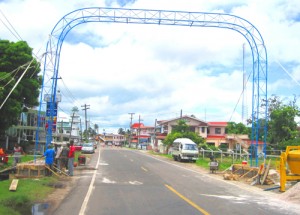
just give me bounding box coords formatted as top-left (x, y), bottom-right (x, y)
top-left (226, 122), bottom-right (250, 135)
top-left (278, 137), bottom-right (300, 150)
top-left (118, 128), bottom-right (125, 135)
top-left (198, 143), bottom-right (209, 150)
top-left (266, 95), bottom-right (300, 147)
top-left (269, 105), bottom-right (300, 145)
top-left (162, 120), bottom-right (205, 148)
top-left (171, 119), bottom-right (190, 133)
top-left (0, 195), bottom-right (32, 215)
top-left (218, 143), bottom-right (228, 152)
top-left (163, 132), bottom-right (184, 146)
top-left (0, 177), bottom-right (56, 214)
top-left (0, 40), bottom-right (42, 136)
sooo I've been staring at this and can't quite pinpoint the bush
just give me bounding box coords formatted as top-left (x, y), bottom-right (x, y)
top-left (218, 143), bottom-right (228, 152)
top-left (1, 195), bottom-right (32, 215)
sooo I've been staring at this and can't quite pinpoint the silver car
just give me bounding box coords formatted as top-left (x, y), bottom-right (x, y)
top-left (81, 142), bottom-right (95, 154)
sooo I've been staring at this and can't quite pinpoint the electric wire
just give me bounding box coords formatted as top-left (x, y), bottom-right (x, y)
top-left (228, 71), bottom-right (252, 122)
top-left (0, 59), bottom-right (34, 109)
top-left (275, 60), bottom-right (300, 88)
top-left (0, 9), bottom-right (23, 41)
top-left (59, 77), bottom-right (82, 107)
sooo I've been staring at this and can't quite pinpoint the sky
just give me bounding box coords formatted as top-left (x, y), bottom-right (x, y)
top-left (1, 0), bottom-right (300, 133)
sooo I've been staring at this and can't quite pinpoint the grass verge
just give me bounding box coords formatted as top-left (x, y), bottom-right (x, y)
top-left (148, 150), bottom-right (279, 171)
top-left (0, 177), bottom-right (58, 215)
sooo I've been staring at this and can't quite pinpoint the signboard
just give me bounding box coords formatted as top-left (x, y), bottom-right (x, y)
top-left (46, 102), bottom-right (58, 132)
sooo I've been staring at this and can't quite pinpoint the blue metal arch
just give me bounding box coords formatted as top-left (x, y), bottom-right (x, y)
top-left (37, 7), bottom-right (268, 166)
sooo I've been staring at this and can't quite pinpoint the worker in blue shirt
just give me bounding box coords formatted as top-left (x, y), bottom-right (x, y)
top-left (43, 145), bottom-right (56, 176)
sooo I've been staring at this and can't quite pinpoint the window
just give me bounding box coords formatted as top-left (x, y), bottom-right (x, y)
top-left (215, 128), bottom-right (221, 134)
top-left (187, 127), bottom-right (195, 132)
top-left (201, 127), bottom-right (205, 133)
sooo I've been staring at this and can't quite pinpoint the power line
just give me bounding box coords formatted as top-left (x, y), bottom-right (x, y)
top-left (0, 59), bottom-right (34, 109)
top-left (0, 9), bottom-right (23, 41)
top-left (228, 69), bottom-right (252, 123)
top-left (276, 60), bottom-right (300, 88)
top-left (59, 77), bottom-right (82, 107)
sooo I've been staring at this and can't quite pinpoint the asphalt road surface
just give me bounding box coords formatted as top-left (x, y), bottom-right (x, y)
top-left (53, 147), bottom-right (300, 215)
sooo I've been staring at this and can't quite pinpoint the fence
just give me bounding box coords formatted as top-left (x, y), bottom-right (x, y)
top-left (199, 149), bottom-right (281, 166)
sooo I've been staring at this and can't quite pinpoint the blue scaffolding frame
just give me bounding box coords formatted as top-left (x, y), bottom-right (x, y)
top-left (36, 7), bottom-right (268, 166)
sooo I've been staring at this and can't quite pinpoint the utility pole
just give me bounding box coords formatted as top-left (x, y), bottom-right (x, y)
top-left (69, 111), bottom-right (75, 140)
top-left (154, 119), bottom-right (157, 151)
top-left (79, 118), bottom-right (83, 143)
top-left (82, 104), bottom-right (90, 142)
top-left (60, 120), bottom-right (63, 142)
top-left (138, 115), bottom-right (143, 148)
top-left (128, 113), bottom-right (135, 147)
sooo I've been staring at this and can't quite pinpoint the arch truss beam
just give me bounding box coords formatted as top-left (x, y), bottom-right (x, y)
top-left (37, 7), bottom-right (268, 166)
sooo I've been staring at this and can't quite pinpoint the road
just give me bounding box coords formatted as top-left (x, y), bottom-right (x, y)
top-left (53, 147), bottom-right (300, 215)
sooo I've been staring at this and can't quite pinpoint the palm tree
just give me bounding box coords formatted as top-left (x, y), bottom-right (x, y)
top-left (118, 128), bottom-right (125, 135)
top-left (94, 124), bottom-right (99, 134)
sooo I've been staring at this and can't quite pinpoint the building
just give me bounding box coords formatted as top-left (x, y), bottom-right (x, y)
top-left (153, 115), bottom-right (262, 153)
top-left (5, 109), bottom-right (46, 152)
top-left (130, 123), bottom-right (155, 147)
top-left (53, 113), bottom-right (82, 144)
top-left (157, 115), bottom-right (208, 138)
top-left (96, 133), bottom-right (125, 146)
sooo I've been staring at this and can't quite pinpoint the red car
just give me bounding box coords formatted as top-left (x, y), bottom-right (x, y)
top-left (74, 143), bottom-right (82, 151)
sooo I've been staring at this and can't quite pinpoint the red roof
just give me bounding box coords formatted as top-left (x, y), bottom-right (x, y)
top-left (208, 122), bottom-right (228, 126)
top-left (207, 135), bottom-right (226, 139)
top-left (131, 123), bottom-right (144, 128)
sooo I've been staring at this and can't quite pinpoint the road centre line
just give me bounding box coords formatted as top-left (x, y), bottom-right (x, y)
top-left (165, 184), bottom-right (210, 215)
top-left (79, 149), bottom-right (101, 215)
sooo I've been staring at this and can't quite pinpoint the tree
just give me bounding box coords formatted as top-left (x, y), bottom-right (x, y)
top-left (0, 40), bottom-right (42, 136)
top-left (118, 128), bottom-right (125, 135)
top-left (94, 124), bottom-right (99, 134)
top-left (246, 95), bottom-right (299, 144)
top-left (225, 122), bottom-right (250, 135)
top-left (163, 120), bottom-right (204, 153)
top-left (171, 119), bottom-right (189, 133)
top-left (268, 104), bottom-right (299, 146)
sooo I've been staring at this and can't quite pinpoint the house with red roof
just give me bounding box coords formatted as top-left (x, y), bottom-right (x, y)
top-left (129, 115), bottom-right (264, 153)
top-left (157, 115), bottom-right (208, 138)
top-left (130, 122), bottom-right (155, 148)
top-left (155, 116), bottom-right (260, 153)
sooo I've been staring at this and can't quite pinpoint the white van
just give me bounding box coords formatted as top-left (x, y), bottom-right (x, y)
top-left (171, 138), bottom-right (199, 162)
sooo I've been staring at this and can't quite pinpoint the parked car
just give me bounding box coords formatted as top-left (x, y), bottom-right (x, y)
top-left (81, 142), bottom-right (95, 154)
top-left (74, 142), bottom-right (82, 151)
top-left (171, 138), bottom-right (198, 162)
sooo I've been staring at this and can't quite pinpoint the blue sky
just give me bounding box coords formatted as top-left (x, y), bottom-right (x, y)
top-left (0, 0), bottom-right (300, 133)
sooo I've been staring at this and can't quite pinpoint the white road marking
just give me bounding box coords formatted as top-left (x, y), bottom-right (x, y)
top-left (79, 149), bottom-right (101, 215)
top-left (102, 177), bottom-right (116, 184)
top-left (141, 166), bottom-right (148, 172)
top-left (129, 181), bottom-right (143, 185)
